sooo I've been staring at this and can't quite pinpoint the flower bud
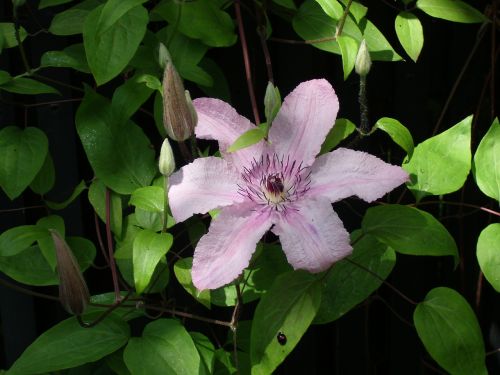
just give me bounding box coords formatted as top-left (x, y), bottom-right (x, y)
top-left (159, 138), bottom-right (176, 177)
top-left (50, 230), bottom-right (90, 315)
top-left (355, 39), bottom-right (372, 77)
top-left (162, 61), bottom-right (197, 141)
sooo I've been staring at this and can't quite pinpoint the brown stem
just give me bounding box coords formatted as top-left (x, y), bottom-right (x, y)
top-left (335, 0), bottom-right (353, 38)
top-left (0, 277), bottom-right (60, 302)
top-left (255, 2), bottom-right (274, 84)
top-left (234, 0), bottom-right (261, 125)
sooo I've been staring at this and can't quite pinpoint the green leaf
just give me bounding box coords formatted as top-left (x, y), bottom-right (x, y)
top-left (416, 0), bottom-right (487, 23)
top-left (477, 224), bottom-right (500, 292)
top-left (96, 0), bottom-right (147, 35)
top-left (293, 1), bottom-right (401, 61)
top-left (0, 236), bottom-right (95, 287)
top-left (0, 126), bottom-right (48, 200)
top-left (0, 77), bottom-right (59, 95)
top-left (29, 152), bottom-right (55, 195)
top-left (8, 315), bottom-right (130, 375)
top-left (136, 74), bottom-right (162, 92)
top-left (0, 225), bottom-right (48, 257)
top-left (45, 180), bottom-right (87, 210)
top-left (0, 23), bottom-right (27, 48)
top-left (133, 229), bottom-right (173, 294)
top-left (361, 19), bottom-right (403, 62)
top-left (40, 44), bottom-right (90, 73)
top-left (36, 214), bottom-right (65, 270)
top-left (83, 3), bottom-right (148, 85)
top-left (153, 0), bottom-right (237, 47)
top-left (340, 0), bottom-right (367, 23)
top-left (337, 35), bottom-right (359, 80)
top-left (49, 1), bottom-right (96, 36)
top-left (0, 71), bottom-right (11, 85)
top-left (362, 205), bottom-right (458, 265)
top-left (315, 0), bottom-right (343, 19)
top-left (264, 81), bottom-right (281, 124)
top-left (88, 179), bottom-right (123, 236)
top-left (227, 128), bottom-right (266, 153)
top-left (123, 319), bottom-right (201, 375)
top-left (320, 118), bottom-right (356, 153)
top-left (361, 204), bottom-right (458, 265)
top-left (250, 271), bottom-right (321, 374)
top-left (191, 332), bottom-right (215, 375)
top-left (129, 186), bottom-right (164, 213)
top-left (473, 118), bottom-right (500, 202)
top-left (39, 0), bottom-right (74, 9)
top-left (111, 74), bottom-right (154, 124)
top-left (75, 87), bottom-right (156, 194)
top-left (374, 117), bottom-right (414, 156)
top-left (395, 12), bottom-right (424, 62)
top-left (273, 0), bottom-right (297, 9)
top-left (314, 232), bottom-right (396, 323)
top-left (403, 115), bottom-right (472, 200)
top-left (174, 258), bottom-right (211, 308)
top-left (414, 287), bottom-right (487, 375)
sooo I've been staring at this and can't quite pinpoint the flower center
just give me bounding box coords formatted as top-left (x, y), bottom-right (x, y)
top-left (238, 153), bottom-right (311, 212)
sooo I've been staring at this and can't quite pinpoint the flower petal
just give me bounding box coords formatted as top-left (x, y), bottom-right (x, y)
top-left (268, 79), bottom-right (339, 167)
top-left (192, 204), bottom-right (273, 290)
top-left (308, 148), bottom-right (409, 203)
top-left (168, 157), bottom-right (244, 223)
top-left (272, 198), bottom-right (352, 272)
top-left (193, 98), bottom-right (265, 170)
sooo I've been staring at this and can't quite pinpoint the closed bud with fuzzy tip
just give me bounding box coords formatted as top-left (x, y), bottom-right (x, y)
top-left (162, 61), bottom-right (197, 141)
top-left (355, 39), bottom-right (372, 77)
top-left (159, 138), bottom-right (176, 177)
top-left (50, 230), bottom-right (90, 315)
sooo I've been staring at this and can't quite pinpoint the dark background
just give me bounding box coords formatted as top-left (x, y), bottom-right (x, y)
top-left (1, 0), bottom-right (498, 373)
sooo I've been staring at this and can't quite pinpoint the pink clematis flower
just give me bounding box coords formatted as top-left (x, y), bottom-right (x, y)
top-left (168, 79), bottom-right (408, 291)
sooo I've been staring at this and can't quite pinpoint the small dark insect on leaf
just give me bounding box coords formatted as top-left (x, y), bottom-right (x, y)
top-left (277, 331), bottom-right (287, 345)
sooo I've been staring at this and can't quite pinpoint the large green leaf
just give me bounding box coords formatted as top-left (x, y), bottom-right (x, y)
top-left (362, 205), bottom-right (458, 264)
top-left (29, 152), bottom-right (55, 195)
top-left (8, 315), bottom-right (130, 375)
top-left (0, 22), bottom-right (27, 50)
top-left (129, 186), bottom-right (164, 213)
top-left (40, 44), bottom-right (90, 73)
top-left (374, 117), bottom-right (414, 157)
top-left (477, 224), bottom-right (500, 292)
top-left (111, 74), bottom-right (154, 125)
top-left (0, 77), bottom-right (59, 95)
top-left (48, 0), bottom-right (101, 36)
top-left (250, 271), bottom-right (321, 374)
top-left (191, 332), bottom-right (215, 375)
top-left (395, 11), bottom-right (424, 62)
top-left (0, 225), bottom-right (48, 257)
top-left (76, 87), bottom-right (156, 194)
top-left (314, 232), bottom-right (396, 324)
top-left (473, 118), bottom-right (500, 202)
top-left (293, 0), bottom-right (400, 61)
top-left (337, 35), bottom-right (359, 80)
top-left (124, 319), bottom-right (201, 375)
top-left (416, 0), bottom-right (487, 23)
top-left (0, 236), bottom-right (95, 287)
top-left (0, 126), bottom-right (48, 200)
top-left (88, 179), bottom-right (123, 236)
top-left (83, 3), bottom-right (148, 85)
top-left (153, 0), bottom-right (236, 47)
top-left (96, 0), bottom-right (147, 34)
top-left (403, 115), bottom-right (472, 200)
top-left (414, 287), bottom-right (487, 375)
top-left (132, 229), bottom-right (173, 294)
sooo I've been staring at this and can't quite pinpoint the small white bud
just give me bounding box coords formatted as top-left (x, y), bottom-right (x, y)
top-left (159, 138), bottom-right (176, 177)
top-left (355, 39), bottom-right (372, 77)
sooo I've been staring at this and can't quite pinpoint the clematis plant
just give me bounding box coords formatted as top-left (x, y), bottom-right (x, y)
top-left (168, 79), bottom-right (409, 290)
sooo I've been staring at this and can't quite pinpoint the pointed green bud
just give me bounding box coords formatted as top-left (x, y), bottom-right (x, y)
top-left (264, 81), bottom-right (281, 124)
top-left (162, 61), bottom-right (197, 141)
top-left (159, 138), bottom-right (176, 177)
top-left (50, 230), bottom-right (90, 315)
top-left (355, 39), bottom-right (372, 77)
top-left (158, 42), bottom-right (172, 70)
